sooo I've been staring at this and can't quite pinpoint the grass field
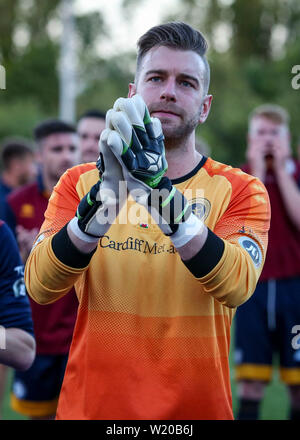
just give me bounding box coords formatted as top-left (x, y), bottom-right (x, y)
top-left (1, 320), bottom-right (290, 420)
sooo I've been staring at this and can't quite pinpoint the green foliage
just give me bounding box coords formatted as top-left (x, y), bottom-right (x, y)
top-left (0, 99), bottom-right (48, 141)
top-left (76, 11), bottom-right (107, 52)
top-left (4, 40), bottom-right (59, 113)
top-left (166, 0), bottom-right (300, 165)
top-left (77, 52), bottom-right (135, 116)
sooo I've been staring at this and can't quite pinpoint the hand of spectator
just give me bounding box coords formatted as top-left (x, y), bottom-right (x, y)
top-left (270, 127), bottom-right (291, 174)
top-left (246, 135), bottom-right (269, 181)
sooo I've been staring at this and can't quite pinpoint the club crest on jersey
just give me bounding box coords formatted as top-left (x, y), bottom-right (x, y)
top-left (238, 236), bottom-right (262, 268)
top-left (190, 198), bottom-right (211, 221)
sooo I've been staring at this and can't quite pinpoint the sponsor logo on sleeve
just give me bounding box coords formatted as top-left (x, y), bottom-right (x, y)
top-left (238, 236), bottom-right (262, 268)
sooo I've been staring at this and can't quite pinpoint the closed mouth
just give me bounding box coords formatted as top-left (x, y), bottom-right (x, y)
top-left (151, 110), bottom-right (180, 117)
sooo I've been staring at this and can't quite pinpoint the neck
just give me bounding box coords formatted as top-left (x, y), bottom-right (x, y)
top-left (164, 134), bottom-right (203, 180)
top-left (42, 170), bottom-right (56, 194)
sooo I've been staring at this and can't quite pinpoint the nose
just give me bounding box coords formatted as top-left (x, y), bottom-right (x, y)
top-left (160, 78), bottom-right (177, 102)
top-left (63, 147), bottom-right (76, 163)
top-left (264, 133), bottom-right (275, 145)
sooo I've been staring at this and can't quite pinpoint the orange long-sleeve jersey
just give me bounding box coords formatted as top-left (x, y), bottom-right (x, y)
top-left (25, 157), bottom-right (270, 420)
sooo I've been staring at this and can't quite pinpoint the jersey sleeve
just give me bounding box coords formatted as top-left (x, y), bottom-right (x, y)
top-left (25, 165), bottom-right (96, 305)
top-left (0, 222), bottom-right (34, 336)
top-left (196, 172), bottom-right (270, 308)
top-left (1, 197), bottom-right (17, 234)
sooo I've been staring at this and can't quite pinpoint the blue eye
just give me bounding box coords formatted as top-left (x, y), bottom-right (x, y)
top-left (149, 77), bottom-right (161, 82)
top-left (180, 80), bottom-right (192, 87)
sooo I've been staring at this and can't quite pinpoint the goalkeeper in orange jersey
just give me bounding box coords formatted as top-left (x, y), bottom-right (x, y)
top-left (24, 22), bottom-right (270, 420)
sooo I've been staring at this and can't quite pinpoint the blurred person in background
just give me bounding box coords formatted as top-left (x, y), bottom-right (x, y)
top-left (6, 120), bottom-right (80, 420)
top-left (0, 220), bottom-right (36, 418)
top-left (234, 104), bottom-right (300, 420)
top-left (0, 138), bottom-right (36, 417)
top-left (77, 109), bottom-right (106, 163)
top-left (0, 139), bottom-right (37, 223)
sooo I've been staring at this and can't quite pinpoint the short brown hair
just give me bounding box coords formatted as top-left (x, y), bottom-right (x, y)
top-left (249, 104), bottom-right (290, 126)
top-left (1, 138), bottom-right (34, 170)
top-left (136, 22), bottom-right (210, 95)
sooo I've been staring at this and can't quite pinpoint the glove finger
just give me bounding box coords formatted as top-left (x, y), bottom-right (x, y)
top-left (131, 94), bottom-right (152, 126)
top-left (118, 95), bottom-right (156, 147)
top-left (99, 128), bottom-right (125, 181)
top-left (99, 128), bottom-right (111, 150)
top-left (150, 117), bottom-right (163, 139)
top-left (113, 97), bottom-right (126, 112)
top-left (108, 130), bottom-right (138, 172)
top-left (110, 110), bottom-right (133, 147)
top-left (99, 128), bottom-right (115, 166)
top-left (131, 94), bottom-right (157, 140)
top-left (105, 109), bottom-right (115, 130)
top-left (106, 129), bottom-right (124, 157)
top-left (128, 96), bottom-right (160, 150)
top-left (110, 110), bottom-right (148, 164)
top-left (97, 128), bottom-right (112, 175)
top-left (116, 95), bottom-right (145, 129)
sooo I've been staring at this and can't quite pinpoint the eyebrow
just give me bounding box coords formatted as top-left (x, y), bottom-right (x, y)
top-left (51, 144), bottom-right (77, 149)
top-left (145, 69), bottom-right (200, 87)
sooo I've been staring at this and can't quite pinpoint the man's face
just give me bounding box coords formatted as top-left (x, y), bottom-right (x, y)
top-left (13, 154), bottom-right (37, 186)
top-left (77, 117), bottom-right (106, 163)
top-left (248, 116), bottom-right (290, 158)
top-left (39, 132), bottom-right (80, 182)
top-left (129, 46), bottom-right (212, 146)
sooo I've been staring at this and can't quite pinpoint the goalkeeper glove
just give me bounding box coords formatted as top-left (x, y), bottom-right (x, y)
top-left (106, 94), bottom-right (204, 248)
top-left (68, 128), bottom-right (125, 243)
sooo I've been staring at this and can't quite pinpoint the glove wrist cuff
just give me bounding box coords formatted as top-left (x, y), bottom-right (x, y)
top-left (69, 217), bottom-right (100, 243)
top-left (168, 213), bottom-right (205, 249)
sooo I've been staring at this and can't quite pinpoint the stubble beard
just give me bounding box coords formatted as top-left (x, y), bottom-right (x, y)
top-left (162, 111), bottom-right (201, 151)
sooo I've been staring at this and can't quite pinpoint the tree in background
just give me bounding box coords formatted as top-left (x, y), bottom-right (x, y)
top-left (165, 0), bottom-right (300, 164)
top-left (0, 0), bottom-right (61, 141)
top-left (1, 0), bottom-right (300, 166)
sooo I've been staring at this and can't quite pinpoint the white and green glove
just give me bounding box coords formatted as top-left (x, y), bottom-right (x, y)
top-left (68, 127), bottom-right (125, 242)
top-left (106, 94), bottom-right (204, 248)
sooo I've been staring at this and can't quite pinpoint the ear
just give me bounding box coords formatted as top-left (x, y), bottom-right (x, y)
top-left (128, 83), bottom-right (137, 98)
top-left (198, 95), bottom-right (213, 124)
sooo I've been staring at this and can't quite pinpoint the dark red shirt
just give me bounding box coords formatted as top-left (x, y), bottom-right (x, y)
top-left (243, 160), bottom-right (300, 281)
top-left (7, 174), bottom-right (78, 355)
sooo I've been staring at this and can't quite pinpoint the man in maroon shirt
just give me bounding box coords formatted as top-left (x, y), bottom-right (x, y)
top-left (234, 104), bottom-right (300, 420)
top-left (7, 119), bottom-right (80, 419)
top-left (77, 109), bottom-right (106, 164)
